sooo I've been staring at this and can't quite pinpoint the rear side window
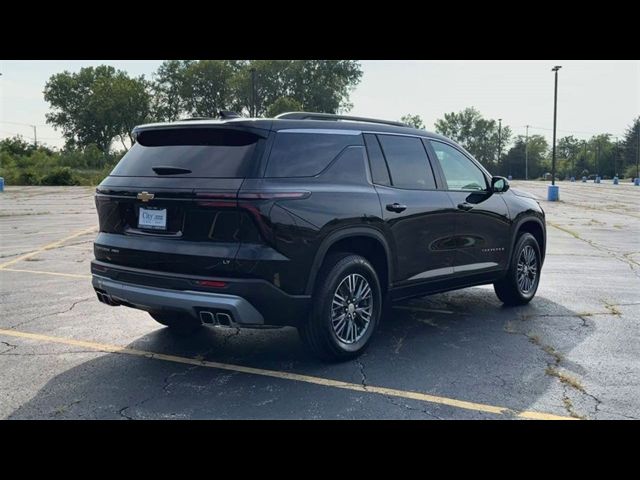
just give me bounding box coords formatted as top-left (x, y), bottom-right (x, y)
top-left (377, 135), bottom-right (436, 190)
top-left (265, 132), bottom-right (360, 178)
top-left (363, 134), bottom-right (391, 186)
top-left (110, 128), bottom-right (260, 178)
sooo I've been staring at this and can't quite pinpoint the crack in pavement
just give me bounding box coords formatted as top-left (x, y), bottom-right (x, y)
top-left (504, 318), bottom-right (602, 418)
top-left (383, 395), bottom-right (444, 420)
top-left (354, 358), bottom-right (368, 389)
top-left (548, 221), bottom-right (640, 271)
top-left (10, 297), bottom-right (94, 330)
top-left (0, 340), bottom-right (18, 354)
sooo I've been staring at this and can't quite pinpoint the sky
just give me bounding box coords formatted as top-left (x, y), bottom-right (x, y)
top-left (1, 60), bottom-right (638, 149)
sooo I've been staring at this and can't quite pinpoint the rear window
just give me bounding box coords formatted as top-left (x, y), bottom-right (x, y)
top-left (110, 128), bottom-right (260, 178)
top-left (377, 135), bottom-right (436, 190)
top-left (265, 132), bottom-right (361, 178)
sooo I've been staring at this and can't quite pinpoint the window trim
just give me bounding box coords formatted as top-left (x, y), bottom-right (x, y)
top-left (425, 139), bottom-right (491, 192)
top-left (374, 133), bottom-right (441, 192)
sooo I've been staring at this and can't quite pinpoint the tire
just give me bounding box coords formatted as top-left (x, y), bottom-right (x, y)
top-left (494, 232), bottom-right (541, 306)
top-left (299, 253), bottom-right (382, 361)
top-left (150, 312), bottom-right (202, 335)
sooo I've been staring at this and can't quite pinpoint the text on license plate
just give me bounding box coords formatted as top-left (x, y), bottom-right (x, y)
top-left (138, 208), bottom-right (167, 230)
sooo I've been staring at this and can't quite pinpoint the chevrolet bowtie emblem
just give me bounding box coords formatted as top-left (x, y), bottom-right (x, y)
top-left (137, 191), bottom-right (154, 202)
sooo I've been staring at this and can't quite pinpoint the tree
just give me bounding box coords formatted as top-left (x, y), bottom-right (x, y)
top-left (150, 60), bottom-right (194, 121)
top-left (44, 66), bottom-right (151, 152)
top-left (503, 135), bottom-right (548, 179)
top-left (400, 114), bottom-right (425, 129)
top-left (266, 97), bottom-right (303, 117)
top-left (150, 60), bottom-right (363, 120)
top-left (434, 107), bottom-right (511, 168)
top-left (621, 116), bottom-right (639, 178)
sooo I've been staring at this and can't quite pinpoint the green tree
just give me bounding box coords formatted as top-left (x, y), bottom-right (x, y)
top-left (181, 60), bottom-right (241, 118)
top-left (151, 60), bottom-right (363, 119)
top-left (150, 60), bottom-right (194, 121)
top-left (503, 135), bottom-right (548, 179)
top-left (266, 97), bottom-right (303, 117)
top-left (434, 107), bottom-right (512, 169)
top-left (400, 114), bottom-right (425, 129)
top-left (44, 66), bottom-right (151, 152)
top-left (621, 117), bottom-right (639, 178)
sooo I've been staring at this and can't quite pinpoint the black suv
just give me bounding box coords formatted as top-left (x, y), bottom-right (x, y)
top-left (92, 112), bottom-right (546, 360)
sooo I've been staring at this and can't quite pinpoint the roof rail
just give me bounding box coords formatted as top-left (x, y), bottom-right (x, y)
top-left (180, 116), bottom-right (216, 122)
top-left (275, 111), bottom-right (408, 128)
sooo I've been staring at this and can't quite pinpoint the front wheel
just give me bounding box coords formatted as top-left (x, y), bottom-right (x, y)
top-left (494, 232), bottom-right (541, 306)
top-left (300, 253), bottom-right (382, 361)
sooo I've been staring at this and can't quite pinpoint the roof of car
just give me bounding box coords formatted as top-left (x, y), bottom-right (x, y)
top-left (133, 117), bottom-right (451, 142)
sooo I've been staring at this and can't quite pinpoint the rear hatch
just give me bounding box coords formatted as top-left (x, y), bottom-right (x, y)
top-left (94, 125), bottom-right (268, 277)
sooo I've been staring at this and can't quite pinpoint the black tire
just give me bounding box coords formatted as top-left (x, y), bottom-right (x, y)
top-left (299, 253), bottom-right (382, 361)
top-left (150, 312), bottom-right (202, 335)
top-left (494, 232), bottom-right (541, 306)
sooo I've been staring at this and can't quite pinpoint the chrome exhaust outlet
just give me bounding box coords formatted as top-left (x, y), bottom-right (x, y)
top-left (199, 311), bottom-right (216, 324)
top-left (216, 312), bottom-right (233, 326)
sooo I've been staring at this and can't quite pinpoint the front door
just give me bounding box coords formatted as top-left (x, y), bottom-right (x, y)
top-left (426, 140), bottom-right (511, 275)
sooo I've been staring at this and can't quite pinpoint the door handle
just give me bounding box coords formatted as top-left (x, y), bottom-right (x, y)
top-left (386, 203), bottom-right (407, 213)
top-left (457, 202), bottom-right (474, 211)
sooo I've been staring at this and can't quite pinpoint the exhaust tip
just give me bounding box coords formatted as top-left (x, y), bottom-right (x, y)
top-left (216, 312), bottom-right (233, 326)
top-left (199, 311), bottom-right (216, 324)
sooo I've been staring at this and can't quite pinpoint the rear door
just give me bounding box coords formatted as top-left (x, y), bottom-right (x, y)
top-left (365, 134), bottom-right (457, 286)
top-left (94, 126), bottom-right (268, 277)
top-left (426, 139), bottom-right (511, 274)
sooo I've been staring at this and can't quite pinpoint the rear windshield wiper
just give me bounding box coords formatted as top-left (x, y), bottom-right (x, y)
top-left (152, 166), bottom-right (192, 175)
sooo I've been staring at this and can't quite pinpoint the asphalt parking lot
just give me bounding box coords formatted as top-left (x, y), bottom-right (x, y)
top-left (1, 181), bottom-right (638, 420)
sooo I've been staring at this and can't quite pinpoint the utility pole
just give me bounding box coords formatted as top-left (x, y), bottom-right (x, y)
top-left (596, 141), bottom-right (600, 177)
top-left (525, 125), bottom-right (529, 180)
top-left (583, 140), bottom-right (587, 176)
top-left (33, 125), bottom-right (37, 148)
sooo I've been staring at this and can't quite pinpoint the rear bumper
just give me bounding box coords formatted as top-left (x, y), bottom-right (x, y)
top-left (91, 260), bottom-right (310, 327)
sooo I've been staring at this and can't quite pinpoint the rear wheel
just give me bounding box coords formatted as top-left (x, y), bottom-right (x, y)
top-left (150, 312), bottom-right (202, 335)
top-left (300, 253), bottom-right (382, 361)
top-left (494, 232), bottom-right (541, 306)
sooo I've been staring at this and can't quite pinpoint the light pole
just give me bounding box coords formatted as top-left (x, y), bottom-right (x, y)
top-left (548, 65), bottom-right (561, 201)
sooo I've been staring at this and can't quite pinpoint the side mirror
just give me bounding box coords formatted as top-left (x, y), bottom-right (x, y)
top-left (491, 176), bottom-right (510, 193)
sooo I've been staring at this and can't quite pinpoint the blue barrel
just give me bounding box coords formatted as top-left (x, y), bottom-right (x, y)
top-left (547, 185), bottom-right (560, 201)
top-left (613, 176), bottom-right (619, 185)
top-left (635, 178), bottom-right (640, 186)
top-left (570, 176), bottom-right (575, 182)
top-left (595, 176), bottom-right (601, 184)
top-left (0, 177), bottom-right (4, 192)
top-left (582, 176), bottom-right (587, 182)
top-left (508, 175), bottom-right (513, 181)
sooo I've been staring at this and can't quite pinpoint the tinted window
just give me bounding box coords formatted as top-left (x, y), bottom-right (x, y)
top-left (429, 141), bottom-right (487, 191)
top-left (265, 132), bottom-right (359, 178)
top-left (111, 128), bottom-right (259, 178)
top-left (363, 134), bottom-right (390, 186)
top-left (377, 135), bottom-right (436, 189)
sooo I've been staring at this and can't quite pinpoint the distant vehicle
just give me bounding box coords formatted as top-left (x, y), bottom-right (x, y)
top-left (91, 112), bottom-right (547, 360)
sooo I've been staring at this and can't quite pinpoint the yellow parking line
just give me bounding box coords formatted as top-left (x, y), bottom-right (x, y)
top-left (1, 268), bottom-right (91, 279)
top-left (0, 226), bottom-right (97, 269)
top-left (0, 328), bottom-right (575, 420)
